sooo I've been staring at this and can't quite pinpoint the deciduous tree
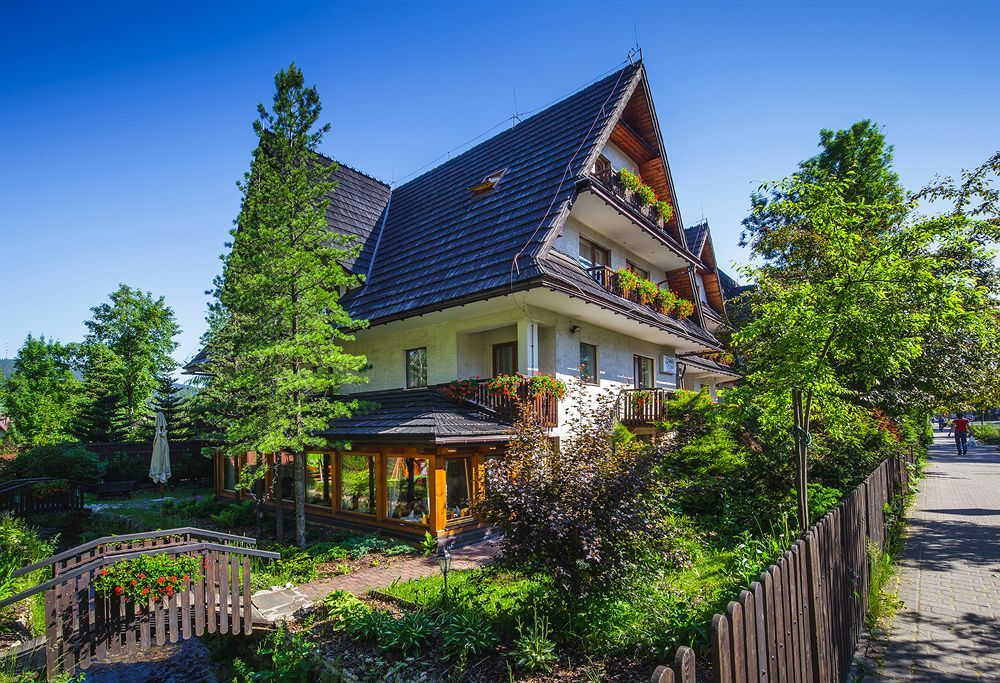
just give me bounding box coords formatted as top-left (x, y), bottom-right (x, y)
top-left (0, 335), bottom-right (81, 446)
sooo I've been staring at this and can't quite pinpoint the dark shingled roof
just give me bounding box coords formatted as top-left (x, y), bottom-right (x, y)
top-left (718, 269), bottom-right (753, 300)
top-left (680, 353), bottom-right (741, 379)
top-left (343, 63), bottom-right (644, 322)
top-left (320, 388), bottom-right (511, 443)
top-left (684, 222), bottom-right (710, 259)
top-left (320, 160), bottom-right (391, 273)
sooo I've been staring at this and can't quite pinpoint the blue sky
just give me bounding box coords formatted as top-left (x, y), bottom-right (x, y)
top-left (1, 0), bottom-right (997, 366)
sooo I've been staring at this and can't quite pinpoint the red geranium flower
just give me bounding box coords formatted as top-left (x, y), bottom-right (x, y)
top-left (101, 569), bottom-right (108, 576)
top-left (157, 576), bottom-right (166, 584)
top-left (131, 580), bottom-right (138, 586)
top-left (142, 588), bottom-right (149, 595)
top-left (114, 586), bottom-right (124, 595)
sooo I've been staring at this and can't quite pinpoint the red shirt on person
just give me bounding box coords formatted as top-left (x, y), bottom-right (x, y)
top-left (953, 418), bottom-right (970, 433)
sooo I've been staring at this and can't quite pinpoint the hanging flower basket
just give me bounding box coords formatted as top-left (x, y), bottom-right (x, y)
top-left (32, 480), bottom-right (70, 499)
top-left (675, 299), bottom-right (695, 319)
top-left (632, 389), bottom-right (656, 408)
top-left (526, 374), bottom-right (567, 400)
top-left (615, 267), bottom-right (643, 295)
top-left (92, 554), bottom-right (201, 604)
top-left (655, 288), bottom-right (678, 315)
top-left (444, 377), bottom-right (481, 400)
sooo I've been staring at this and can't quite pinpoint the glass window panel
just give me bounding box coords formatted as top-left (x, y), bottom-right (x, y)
top-left (445, 458), bottom-right (472, 521)
top-left (223, 456), bottom-right (237, 491)
top-left (406, 348), bottom-right (427, 388)
top-left (306, 453), bottom-right (331, 505)
top-left (635, 355), bottom-right (654, 388)
top-left (579, 343), bottom-right (598, 384)
top-left (340, 454), bottom-right (376, 515)
top-left (386, 457), bottom-right (430, 524)
top-left (492, 342), bottom-right (517, 376)
top-left (627, 260), bottom-right (650, 281)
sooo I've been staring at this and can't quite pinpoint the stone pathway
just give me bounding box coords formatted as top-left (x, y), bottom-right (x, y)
top-left (252, 538), bottom-right (497, 622)
top-left (873, 432), bottom-right (1000, 682)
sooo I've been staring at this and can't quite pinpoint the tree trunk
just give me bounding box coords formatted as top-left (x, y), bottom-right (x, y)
top-left (274, 457), bottom-right (284, 542)
top-left (294, 451), bottom-right (306, 549)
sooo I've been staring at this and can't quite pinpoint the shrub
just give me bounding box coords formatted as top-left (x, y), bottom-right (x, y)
top-left (233, 622), bottom-right (316, 682)
top-left (347, 606), bottom-right (392, 641)
top-left (476, 384), bottom-right (676, 598)
top-left (378, 611), bottom-right (437, 653)
top-left (209, 500), bottom-right (255, 530)
top-left (0, 444), bottom-right (104, 485)
top-left (973, 423), bottom-right (1000, 445)
top-left (0, 515), bottom-right (54, 603)
top-left (441, 611), bottom-right (498, 660)
top-left (321, 589), bottom-right (371, 629)
top-left (807, 483), bottom-right (843, 523)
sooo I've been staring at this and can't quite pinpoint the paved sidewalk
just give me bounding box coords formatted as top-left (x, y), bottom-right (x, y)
top-left (875, 433), bottom-right (1000, 682)
top-left (253, 538), bottom-right (496, 621)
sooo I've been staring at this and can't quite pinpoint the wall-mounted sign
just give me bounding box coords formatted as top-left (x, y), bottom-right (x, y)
top-left (660, 354), bottom-right (676, 374)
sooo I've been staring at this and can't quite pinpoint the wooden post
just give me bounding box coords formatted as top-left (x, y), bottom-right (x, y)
top-left (712, 614), bottom-right (732, 683)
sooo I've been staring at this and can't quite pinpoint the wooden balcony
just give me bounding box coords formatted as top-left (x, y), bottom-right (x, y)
top-left (590, 168), bottom-right (677, 243)
top-left (462, 378), bottom-right (559, 427)
top-left (585, 264), bottom-right (680, 318)
top-left (617, 388), bottom-right (672, 426)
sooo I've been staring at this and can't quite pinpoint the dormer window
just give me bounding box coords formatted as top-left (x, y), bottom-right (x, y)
top-left (468, 168), bottom-right (507, 195)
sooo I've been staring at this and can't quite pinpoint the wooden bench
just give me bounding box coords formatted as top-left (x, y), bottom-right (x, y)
top-left (93, 480), bottom-right (136, 498)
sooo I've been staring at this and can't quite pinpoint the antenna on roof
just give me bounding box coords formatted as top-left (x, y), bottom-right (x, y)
top-left (512, 88), bottom-right (520, 128)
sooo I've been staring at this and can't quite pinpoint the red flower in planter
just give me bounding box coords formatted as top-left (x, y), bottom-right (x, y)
top-left (131, 580), bottom-right (138, 586)
top-left (182, 575), bottom-right (189, 582)
top-left (169, 575), bottom-right (178, 582)
top-left (157, 576), bottom-right (166, 584)
top-left (101, 569), bottom-right (108, 576)
top-left (142, 588), bottom-right (149, 595)
top-left (114, 586), bottom-right (124, 595)
top-left (165, 586), bottom-right (174, 596)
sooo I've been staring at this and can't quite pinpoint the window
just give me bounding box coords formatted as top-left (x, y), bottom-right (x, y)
top-left (386, 457), bottom-right (430, 524)
top-left (278, 454), bottom-right (294, 500)
top-left (223, 456), bottom-right (237, 491)
top-left (445, 458), bottom-right (473, 521)
top-left (468, 168), bottom-right (507, 194)
top-left (626, 260), bottom-right (650, 281)
top-left (406, 347), bottom-right (427, 388)
top-left (306, 453), bottom-right (331, 505)
top-left (579, 343), bottom-right (598, 384)
top-left (578, 238), bottom-right (610, 270)
top-left (594, 154), bottom-right (611, 178)
top-left (634, 355), bottom-right (654, 388)
top-left (492, 342), bottom-right (517, 377)
top-left (340, 454), bottom-right (376, 515)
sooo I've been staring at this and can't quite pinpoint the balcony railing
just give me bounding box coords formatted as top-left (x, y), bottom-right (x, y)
top-left (461, 378), bottom-right (559, 427)
top-left (617, 388), bottom-right (672, 426)
top-left (590, 168), bottom-right (676, 241)
top-left (585, 264), bottom-right (682, 319)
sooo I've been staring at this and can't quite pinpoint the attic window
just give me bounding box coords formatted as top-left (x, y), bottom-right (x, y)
top-left (468, 168), bottom-right (507, 195)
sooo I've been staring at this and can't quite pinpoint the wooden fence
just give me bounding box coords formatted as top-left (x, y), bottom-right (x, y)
top-left (651, 448), bottom-right (918, 683)
top-left (0, 528), bottom-right (279, 681)
top-left (0, 478), bottom-right (86, 516)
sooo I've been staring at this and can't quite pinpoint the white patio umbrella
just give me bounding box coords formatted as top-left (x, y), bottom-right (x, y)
top-left (149, 411), bottom-right (171, 492)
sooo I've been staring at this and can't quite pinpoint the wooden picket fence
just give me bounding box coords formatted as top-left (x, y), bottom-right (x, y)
top-left (651, 448), bottom-right (918, 683)
top-left (0, 528), bottom-right (280, 681)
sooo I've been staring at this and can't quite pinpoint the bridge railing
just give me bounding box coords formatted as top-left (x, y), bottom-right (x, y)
top-left (0, 529), bottom-right (279, 681)
top-left (0, 478), bottom-right (86, 517)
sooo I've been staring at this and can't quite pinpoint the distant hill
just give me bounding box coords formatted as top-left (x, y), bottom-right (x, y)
top-left (0, 359), bottom-right (13, 379)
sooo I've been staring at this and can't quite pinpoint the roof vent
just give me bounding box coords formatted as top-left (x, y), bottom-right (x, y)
top-left (468, 168), bottom-right (507, 195)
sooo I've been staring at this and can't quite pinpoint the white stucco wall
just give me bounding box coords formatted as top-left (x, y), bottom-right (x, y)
top-left (595, 141), bottom-right (638, 174)
top-left (553, 217), bottom-right (665, 283)
top-left (339, 300), bottom-right (683, 437)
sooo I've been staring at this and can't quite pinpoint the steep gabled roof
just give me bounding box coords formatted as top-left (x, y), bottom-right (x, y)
top-left (343, 63), bottom-right (644, 322)
top-left (684, 222), bottom-right (710, 260)
top-left (318, 159), bottom-right (391, 273)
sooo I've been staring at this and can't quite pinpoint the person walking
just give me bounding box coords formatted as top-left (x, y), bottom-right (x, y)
top-left (952, 412), bottom-right (971, 455)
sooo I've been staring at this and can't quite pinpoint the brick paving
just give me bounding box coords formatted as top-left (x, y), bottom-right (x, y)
top-left (253, 538), bottom-right (497, 621)
top-left (874, 432), bottom-right (1000, 682)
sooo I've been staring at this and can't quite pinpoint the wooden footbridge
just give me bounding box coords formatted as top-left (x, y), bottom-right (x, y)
top-left (0, 527), bottom-right (280, 681)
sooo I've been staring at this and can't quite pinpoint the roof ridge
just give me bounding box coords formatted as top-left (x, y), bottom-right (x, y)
top-left (393, 61), bottom-right (643, 192)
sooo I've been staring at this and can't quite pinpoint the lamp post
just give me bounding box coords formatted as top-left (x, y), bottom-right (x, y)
top-left (437, 546), bottom-right (452, 602)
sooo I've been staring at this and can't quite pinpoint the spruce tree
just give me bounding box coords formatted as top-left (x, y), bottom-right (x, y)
top-left (203, 64), bottom-right (368, 548)
top-left (73, 343), bottom-right (128, 442)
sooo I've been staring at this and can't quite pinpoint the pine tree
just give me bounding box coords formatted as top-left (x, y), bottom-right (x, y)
top-left (203, 64), bottom-right (368, 549)
top-left (153, 374), bottom-right (187, 440)
top-left (73, 343), bottom-right (128, 443)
